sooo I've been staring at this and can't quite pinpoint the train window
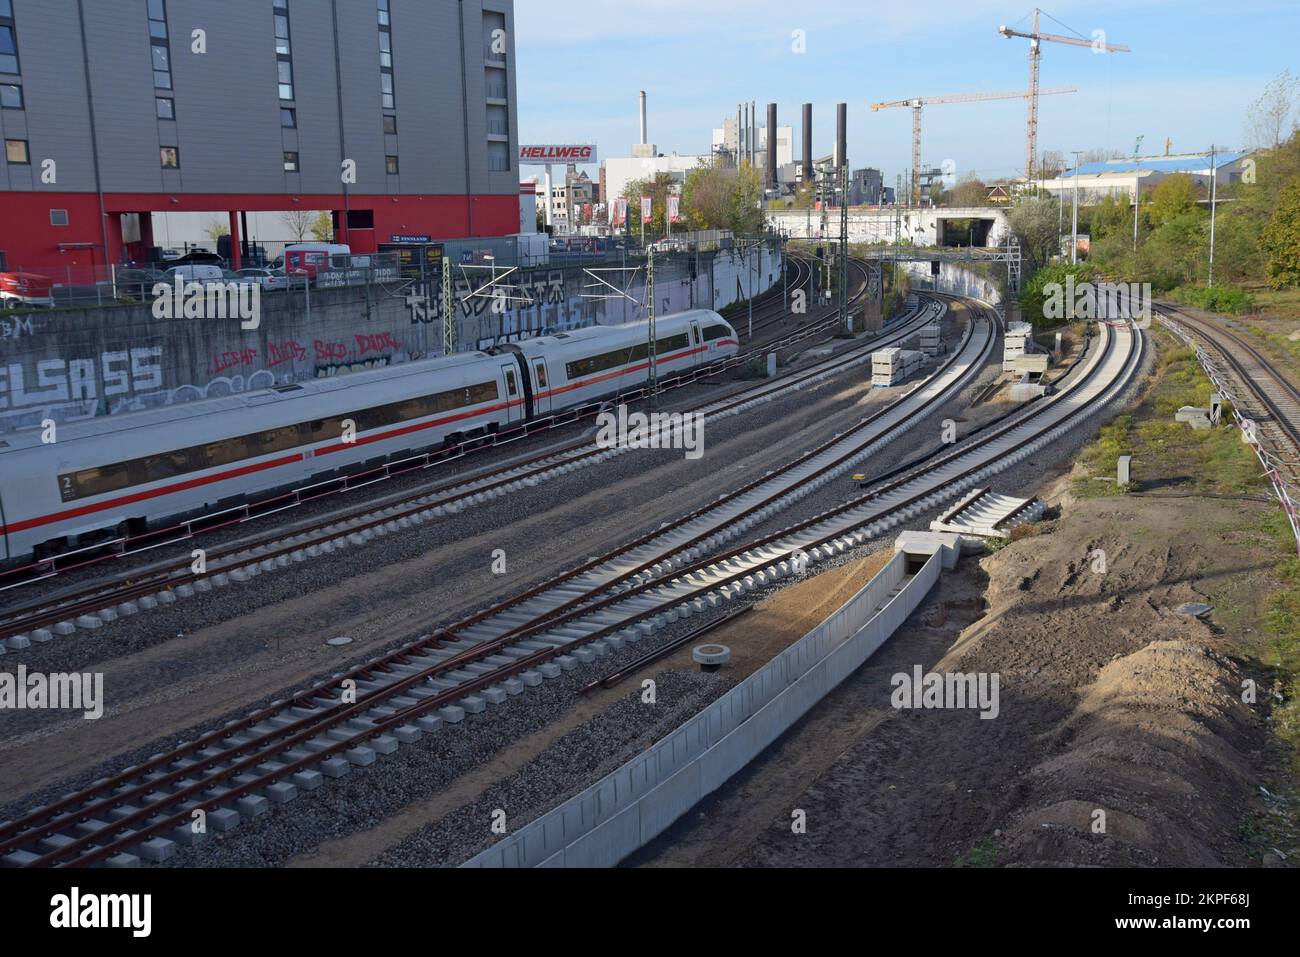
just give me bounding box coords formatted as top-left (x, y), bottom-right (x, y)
top-left (141, 450), bottom-right (191, 483)
top-left (260, 425), bottom-right (301, 455)
top-left (204, 437), bottom-right (248, 467)
top-left (504, 369), bottom-right (518, 397)
top-left (60, 462), bottom-right (131, 502)
top-left (533, 362), bottom-right (547, 388)
top-left (703, 324), bottom-right (731, 341)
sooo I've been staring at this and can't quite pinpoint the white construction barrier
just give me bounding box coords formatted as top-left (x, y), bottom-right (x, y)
top-left (463, 540), bottom-right (953, 868)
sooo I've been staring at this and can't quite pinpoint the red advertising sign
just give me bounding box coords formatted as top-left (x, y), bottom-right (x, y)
top-left (518, 144), bottom-right (598, 165)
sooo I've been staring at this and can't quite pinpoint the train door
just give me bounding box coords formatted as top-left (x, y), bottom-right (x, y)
top-left (500, 363), bottom-right (523, 425)
top-left (690, 318), bottom-right (703, 365)
top-left (531, 358), bottom-right (553, 416)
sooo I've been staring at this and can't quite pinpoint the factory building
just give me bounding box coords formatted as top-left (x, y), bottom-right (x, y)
top-left (0, 0), bottom-right (520, 273)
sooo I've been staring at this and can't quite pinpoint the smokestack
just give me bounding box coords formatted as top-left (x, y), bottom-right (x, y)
top-left (835, 102), bottom-right (847, 171)
top-left (639, 90), bottom-right (647, 145)
top-left (802, 103), bottom-right (813, 183)
top-left (752, 101), bottom-right (758, 166)
top-left (766, 103), bottom-right (778, 190)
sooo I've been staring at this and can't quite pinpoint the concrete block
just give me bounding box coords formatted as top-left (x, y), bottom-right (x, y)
top-left (208, 807), bottom-right (241, 832)
top-left (539, 663), bottom-right (562, 679)
top-left (265, 782), bottom-right (298, 804)
top-left (138, 595), bottom-right (159, 610)
top-left (503, 678), bottom-right (525, 696)
top-left (6, 635), bottom-right (32, 650)
top-left (459, 695), bottom-right (487, 714)
top-left (136, 837), bottom-right (177, 863)
top-left (556, 655), bottom-right (578, 671)
top-left (369, 734), bottom-right (399, 755)
top-left (394, 725), bottom-right (423, 744)
top-left (31, 628), bottom-right (55, 643)
top-left (415, 715), bottom-right (444, 733)
top-left (318, 757), bottom-right (351, 778)
top-left (52, 621), bottom-right (76, 636)
top-left (291, 769), bottom-right (324, 791)
top-left (481, 687), bottom-right (508, 706)
top-left (236, 794), bottom-right (270, 817)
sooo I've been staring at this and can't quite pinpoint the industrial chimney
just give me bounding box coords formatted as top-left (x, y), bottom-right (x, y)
top-left (766, 104), bottom-right (778, 190)
top-left (835, 102), bottom-right (847, 171)
top-left (639, 90), bottom-right (647, 145)
top-left (802, 103), bottom-right (813, 183)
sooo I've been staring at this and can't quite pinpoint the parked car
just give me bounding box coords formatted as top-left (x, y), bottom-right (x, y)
top-left (114, 267), bottom-right (172, 301)
top-left (159, 248), bottom-right (183, 261)
top-left (235, 267), bottom-right (289, 291)
top-left (168, 264), bottom-right (225, 283)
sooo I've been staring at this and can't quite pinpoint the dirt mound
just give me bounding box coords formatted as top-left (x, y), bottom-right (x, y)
top-left (998, 640), bottom-right (1260, 867)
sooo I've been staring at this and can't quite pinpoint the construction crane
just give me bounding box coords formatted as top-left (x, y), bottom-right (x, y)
top-left (999, 8), bottom-right (1130, 179)
top-left (871, 86), bottom-right (1076, 204)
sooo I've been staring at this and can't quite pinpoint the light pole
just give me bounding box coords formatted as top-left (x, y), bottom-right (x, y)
top-left (1070, 150), bottom-right (1083, 265)
top-left (1208, 144), bottom-right (1219, 288)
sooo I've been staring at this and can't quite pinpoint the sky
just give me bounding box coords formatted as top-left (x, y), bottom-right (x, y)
top-left (513, 0), bottom-right (1300, 187)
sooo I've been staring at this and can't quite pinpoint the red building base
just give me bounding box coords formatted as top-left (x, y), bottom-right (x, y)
top-left (0, 192), bottom-right (520, 274)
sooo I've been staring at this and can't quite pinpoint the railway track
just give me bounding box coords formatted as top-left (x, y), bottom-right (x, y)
top-left (0, 256), bottom-right (859, 604)
top-left (1156, 304), bottom-right (1300, 550)
top-left (0, 308), bottom-right (1141, 870)
top-left (0, 293), bottom-right (985, 868)
top-left (0, 263), bottom-right (914, 650)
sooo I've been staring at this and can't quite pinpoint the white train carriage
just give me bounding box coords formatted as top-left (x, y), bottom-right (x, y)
top-left (501, 309), bottom-right (738, 415)
top-left (0, 350), bottom-right (520, 563)
top-left (0, 311), bottom-right (739, 565)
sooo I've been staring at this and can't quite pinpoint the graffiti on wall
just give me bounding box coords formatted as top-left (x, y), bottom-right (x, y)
top-left (0, 328), bottom-right (413, 433)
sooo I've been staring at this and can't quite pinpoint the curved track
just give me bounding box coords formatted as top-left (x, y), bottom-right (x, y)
top-left (0, 308), bottom-right (1144, 869)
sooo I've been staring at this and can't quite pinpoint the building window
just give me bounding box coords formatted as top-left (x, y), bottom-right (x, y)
top-left (156, 96), bottom-right (174, 119)
top-left (385, 155), bottom-right (399, 175)
top-left (5, 138), bottom-right (28, 163)
top-left (281, 107), bottom-right (296, 128)
top-left (0, 82), bottom-right (20, 108)
top-left (50, 209), bottom-right (69, 226)
top-left (378, 1), bottom-right (395, 110)
top-left (148, 0), bottom-right (171, 90)
top-left (160, 146), bottom-right (179, 168)
top-left (275, 3), bottom-right (295, 100)
top-left (283, 151), bottom-right (299, 172)
top-left (383, 114), bottom-right (396, 134)
top-left (0, 21), bottom-right (19, 76)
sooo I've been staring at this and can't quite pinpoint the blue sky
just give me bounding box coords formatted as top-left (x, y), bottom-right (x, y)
top-left (514, 0), bottom-right (1299, 185)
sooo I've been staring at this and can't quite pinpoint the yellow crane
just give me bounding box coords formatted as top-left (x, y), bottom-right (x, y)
top-left (871, 86), bottom-right (1076, 204)
top-left (998, 8), bottom-right (1130, 179)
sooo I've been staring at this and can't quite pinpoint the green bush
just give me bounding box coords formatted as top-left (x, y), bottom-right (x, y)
top-left (1168, 284), bottom-right (1257, 316)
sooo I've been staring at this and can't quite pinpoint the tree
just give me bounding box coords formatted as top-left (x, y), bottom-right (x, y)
top-left (205, 218), bottom-right (230, 242)
top-left (621, 171), bottom-right (679, 238)
top-left (725, 162), bottom-right (765, 236)
top-left (1261, 179), bottom-right (1300, 288)
top-left (1245, 69), bottom-right (1300, 151)
top-left (310, 211), bottom-right (335, 242)
top-left (948, 174), bottom-right (989, 208)
top-left (1008, 194), bottom-right (1062, 274)
top-left (281, 209), bottom-right (315, 243)
top-left (1147, 174), bottom-right (1202, 227)
top-left (681, 163), bottom-right (735, 230)
top-left (1038, 150), bottom-right (1066, 179)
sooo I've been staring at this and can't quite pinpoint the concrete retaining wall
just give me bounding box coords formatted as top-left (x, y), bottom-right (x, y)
top-left (901, 261), bottom-right (1004, 305)
top-left (0, 245), bottom-right (780, 434)
top-left (463, 547), bottom-right (945, 868)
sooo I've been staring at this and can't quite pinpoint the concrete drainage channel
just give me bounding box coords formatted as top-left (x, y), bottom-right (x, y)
top-left (0, 300), bottom-right (945, 657)
top-left (0, 305), bottom-right (984, 868)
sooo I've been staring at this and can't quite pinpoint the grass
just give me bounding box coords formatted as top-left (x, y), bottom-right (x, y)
top-left (1246, 285), bottom-right (1300, 323)
top-left (953, 836), bottom-right (1000, 868)
top-left (1072, 336), bottom-right (1260, 500)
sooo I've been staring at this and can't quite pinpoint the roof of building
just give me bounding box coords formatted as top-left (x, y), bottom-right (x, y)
top-left (1063, 151), bottom-right (1247, 177)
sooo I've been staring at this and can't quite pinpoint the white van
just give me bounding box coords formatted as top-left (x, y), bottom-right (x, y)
top-left (168, 264), bottom-right (226, 283)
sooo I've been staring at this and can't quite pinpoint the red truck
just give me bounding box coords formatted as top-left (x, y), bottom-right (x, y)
top-left (0, 270), bottom-right (55, 308)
